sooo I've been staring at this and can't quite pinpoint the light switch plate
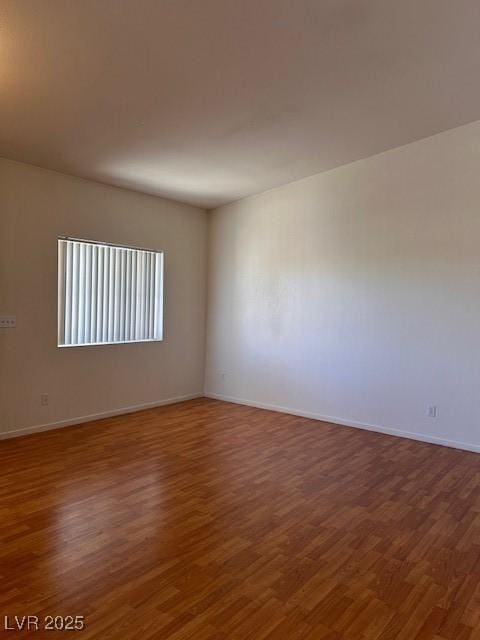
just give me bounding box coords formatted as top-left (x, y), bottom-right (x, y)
top-left (0, 316), bottom-right (16, 328)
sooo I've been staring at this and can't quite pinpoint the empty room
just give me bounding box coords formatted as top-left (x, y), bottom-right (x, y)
top-left (1, 1), bottom-right (480, 638)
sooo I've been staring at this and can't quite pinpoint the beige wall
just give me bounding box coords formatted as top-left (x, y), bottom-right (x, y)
top-left (0, 159), bottom-right (207, 436)
top-left (205, 121), bottom-right (480, 452)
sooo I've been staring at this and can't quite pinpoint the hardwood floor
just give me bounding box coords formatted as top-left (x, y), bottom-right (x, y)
top-left (1, 398), bottom-right (480, 639)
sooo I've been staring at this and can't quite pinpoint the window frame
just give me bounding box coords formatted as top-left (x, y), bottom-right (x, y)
top-left (57, 236), bottom-right (164, 348)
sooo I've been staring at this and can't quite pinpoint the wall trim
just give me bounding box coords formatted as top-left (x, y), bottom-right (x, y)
top-left (4, 391), bottom-right (479, 454)
top-left (205, 392), bottom-right (480, 454)
top-left (0, 393), bottom-right (204, 440)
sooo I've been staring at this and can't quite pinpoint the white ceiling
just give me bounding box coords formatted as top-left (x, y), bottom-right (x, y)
top-left (2, 0), bottom-right (480, 209)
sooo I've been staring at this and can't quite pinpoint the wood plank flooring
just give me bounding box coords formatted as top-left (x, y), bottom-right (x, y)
top-left (1, 398), bottom-right (480, 639)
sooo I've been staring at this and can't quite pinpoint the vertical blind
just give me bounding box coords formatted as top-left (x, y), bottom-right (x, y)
top-left (58, 238), bottom-right (164, 346)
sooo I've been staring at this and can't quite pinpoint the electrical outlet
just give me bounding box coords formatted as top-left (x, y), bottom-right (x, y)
top-left (40, 393), bottom-right (49, 407)
top-left (0, 316), bottom-right (16, 328)
top-left (427, 405), bottom-right (437, 418)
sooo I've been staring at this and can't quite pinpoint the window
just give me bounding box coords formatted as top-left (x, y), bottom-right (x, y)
top-left (58, 238), bottom-right (164, 347)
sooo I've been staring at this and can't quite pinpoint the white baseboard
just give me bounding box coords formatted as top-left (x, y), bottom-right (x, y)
top-left (0, 392), bottom-right (203, 440)
top-left (205, 392), bottom-right (480, 454)
top-left (4, 390), bottom-right (479, 454)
